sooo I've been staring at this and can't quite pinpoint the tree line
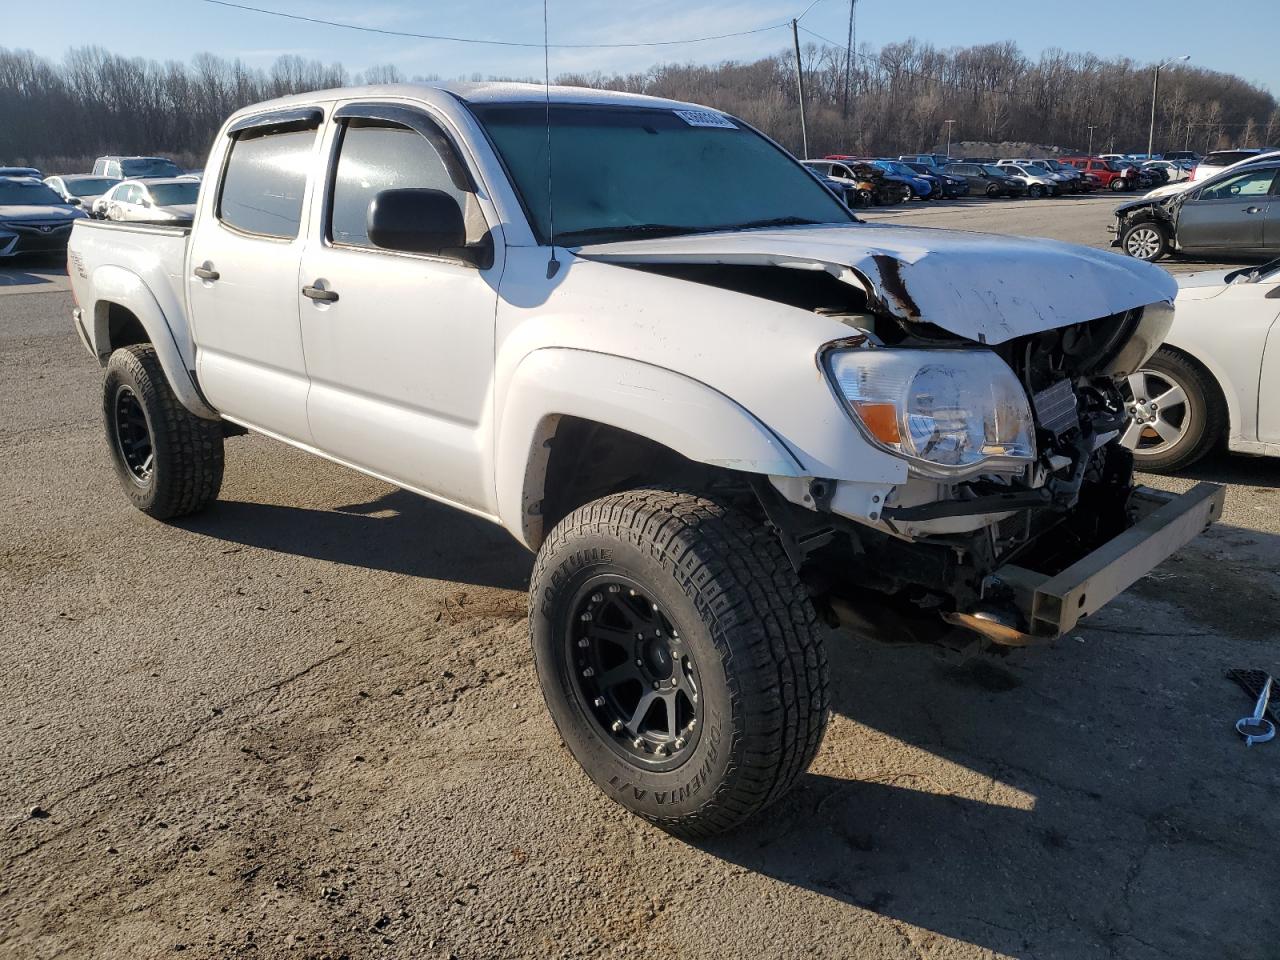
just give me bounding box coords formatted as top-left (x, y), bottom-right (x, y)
top-left (1, 40), bottom-right (1275, 173)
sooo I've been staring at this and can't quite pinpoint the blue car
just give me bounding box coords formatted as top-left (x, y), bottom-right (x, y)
top-left (871, 159), bottom-right (935, 200)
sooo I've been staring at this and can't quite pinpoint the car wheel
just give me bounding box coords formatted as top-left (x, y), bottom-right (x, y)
top-left (103, 344), bottom-right (225, 519)
top-left (1119, 349), bottom-right (1226, 472)
top-left (985, 184), bottom-right (1001, 198)
top-left (1028, 184), bottom-right (1045, 198)
top-left (1110, 178), bottom-right (1127, 192)
top-left (1121, 221), bottom-right (1170, 262)
top-left (529, 488), bottom-right (829, 838)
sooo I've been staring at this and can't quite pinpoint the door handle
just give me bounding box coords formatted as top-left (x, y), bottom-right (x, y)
top-left (302, 284), bottom-right (339, 303)
top-left (1245, 206), bottom-right (1262, 215)
top-left (193, 264), bottom-right (219, 281)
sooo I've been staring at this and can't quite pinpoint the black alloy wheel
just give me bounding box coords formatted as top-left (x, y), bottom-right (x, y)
top-left (567, 575), bottom-right (701, 767)
top-left (110, 384), bottom-right (154, 485)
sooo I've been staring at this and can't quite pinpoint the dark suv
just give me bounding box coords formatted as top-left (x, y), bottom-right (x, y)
top-left (91, 156), bottom-right (184, 179)
top-left (941, 161), bottom-right (1025, 198)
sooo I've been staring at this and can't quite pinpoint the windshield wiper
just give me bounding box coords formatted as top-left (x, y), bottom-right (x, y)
top-left (555, 223), bottom-right (705, 244)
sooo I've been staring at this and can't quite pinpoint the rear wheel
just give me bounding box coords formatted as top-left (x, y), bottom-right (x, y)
top-left (1110, 178), bottom-right (1127, 192)
top-left (986, 183), bottom-right (1001, 198)
top-left (103, 344), bottom-right (224, 519)
top-left (530, 488), bottom-right (829, 838)
top-left (1119, 348), bottom-right (1226, 472)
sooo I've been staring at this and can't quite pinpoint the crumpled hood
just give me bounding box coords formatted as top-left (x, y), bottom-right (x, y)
top-left (575, 222), bottom-right (1177, 345)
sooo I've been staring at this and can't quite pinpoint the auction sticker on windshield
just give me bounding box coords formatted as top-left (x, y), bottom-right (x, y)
top-left (673, 110), bottom-right (737, 129)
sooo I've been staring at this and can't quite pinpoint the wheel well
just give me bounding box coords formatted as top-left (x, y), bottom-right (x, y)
top-left (535, 417), bottom-right (750, 541)
top-left (1155, 344), bottom-right (1229, 415)
top-left (103, 302), bottom-right (149, 353)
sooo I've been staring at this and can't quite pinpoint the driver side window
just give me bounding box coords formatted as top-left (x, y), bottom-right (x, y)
top-left (1198, 167), bottom-right (1278, 201)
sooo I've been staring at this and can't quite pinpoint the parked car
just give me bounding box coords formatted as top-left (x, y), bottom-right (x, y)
top-left (44, 174), bottom-right (121, 214)
top-left (0, 176), bottom-right (86, 257)
top-left (897, 154), bottom-right (952, 169)
top-left (67, 81), bottom-right (1222, 837)
top-left (901, 161), bottom-right (969, 198)
top-left (91, 156), bottom-right (185, 180)
top-left (941, 161), bottom-right (1025, 198)
top-left (1110, 155), bottom-right (1280, 261)
top-left (870, 159), bottom-right (935, 199)
top-left (1161, 150), bottom-right (1200, 164)
top-left (1141, 160), bottom-right (1187, 183)
top-left (1190, 148), bottom-right (1272, 183)
top-left (819, 157), bottom-right (912, 204)
top-left (1061, 157), bottom-right (1137, 191)
top-left (0, 166), bottom-right (42, 178)
top-left (1120, 258), bottom-right (1280, 470)
top-left (995, 162), bottom-right (1061, 198)
top-left (101, 178), bottom-right (200, 223)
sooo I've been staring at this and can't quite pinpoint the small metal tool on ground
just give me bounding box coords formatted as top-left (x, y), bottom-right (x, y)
top-left (1236, 675), bottom-right (1275, 747)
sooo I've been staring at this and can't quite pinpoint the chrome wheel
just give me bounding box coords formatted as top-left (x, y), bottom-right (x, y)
top-left (1124, 225), bottom-right (1164, 261)
top-left (1120, 368), bottom-right (1190, 455)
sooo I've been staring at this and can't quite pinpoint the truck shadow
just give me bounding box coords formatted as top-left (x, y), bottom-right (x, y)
top-left (694, 523), bottom-right (1280, 957)
top-left (178, 489), bottom-right (533, 591)
top-left (1148, 450), bottom-right (1280, 489)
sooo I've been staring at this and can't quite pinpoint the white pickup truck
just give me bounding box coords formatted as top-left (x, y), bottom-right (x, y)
top-left (68, 82), bottom-right (1224, 837)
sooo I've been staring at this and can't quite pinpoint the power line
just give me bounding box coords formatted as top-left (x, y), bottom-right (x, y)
top-left (795, 0), bottom-right (828, 22)
top-left (199, 0), bottom-right (794, 50)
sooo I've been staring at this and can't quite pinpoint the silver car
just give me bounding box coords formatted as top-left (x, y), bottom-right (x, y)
top-left (102, 178), bottom-right (200, 223)
top-left (44, 175), bottom-right (121, 216)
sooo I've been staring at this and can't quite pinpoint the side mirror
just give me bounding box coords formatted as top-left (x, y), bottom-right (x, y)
top-left (367, 188), bottom-right (467, 257)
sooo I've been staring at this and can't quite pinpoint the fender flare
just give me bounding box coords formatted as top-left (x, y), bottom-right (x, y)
top-left (495, 348), bottom-right (805, 549)
top-left (90, 264), bottom-right (218, 420)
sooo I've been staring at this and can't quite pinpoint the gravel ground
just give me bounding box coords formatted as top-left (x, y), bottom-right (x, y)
top-left (1, 201), bottom-right (1278, 960)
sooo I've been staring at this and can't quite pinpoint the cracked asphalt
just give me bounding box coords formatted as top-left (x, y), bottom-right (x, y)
top-left (2, 198), bottom-right (1279, 960)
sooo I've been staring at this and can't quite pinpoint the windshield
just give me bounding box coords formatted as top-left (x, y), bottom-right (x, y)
top-left (147, 182), bottom-right (199, 205)
top-left (471, 104), bottom-right (854, 244)
top-left (0, 180), bottom-right (65, 206)
top-left (64, 177), bottom-right (118, 197)
top-left (120, 158), bottom-right (183, 178)
top-left (882, 161), bottom-right (920, 177)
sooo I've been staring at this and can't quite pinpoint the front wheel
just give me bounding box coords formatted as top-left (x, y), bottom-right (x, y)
top-left (103, 344), bottom-right (224, 519)
top-left (530, 489), bottom-right (829, 839)
top-left (1028, 184), bottom-right (1045, 199)
top-left (1121, 221), bottom-right (1169, 262)
top-left (1120, 348), bottom-right (1226, 472)
top-left (1110, 178), bottom-right (1127, 192)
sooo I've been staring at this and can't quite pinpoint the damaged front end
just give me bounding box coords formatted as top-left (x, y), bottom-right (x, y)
top-left (776, 303), bottom-right (1223, 646)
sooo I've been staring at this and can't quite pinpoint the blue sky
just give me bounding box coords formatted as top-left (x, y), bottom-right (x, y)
top-left (14, 0), bottom-right (1276, 94)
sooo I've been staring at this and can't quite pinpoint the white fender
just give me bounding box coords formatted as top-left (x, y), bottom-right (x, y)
top-left (496, 348), bottom-right (804, 549)
top-left (89, 264), bottom-right (218, 420)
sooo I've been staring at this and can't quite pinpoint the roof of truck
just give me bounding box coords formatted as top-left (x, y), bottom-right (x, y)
top-left (226, 81), bottom-right (713, 118)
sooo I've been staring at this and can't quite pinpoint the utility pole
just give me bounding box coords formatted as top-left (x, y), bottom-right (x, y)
top-left (1148, 55), bottom-right (1190, 159)
top-left (841, 0), bottom-right (857, 119)
top-left (1086, 125), bottom-right (1096, 155)
top-left (943, 120), bottom-right (956, 156)
top-left (791, 19), bottom-right (809, 159)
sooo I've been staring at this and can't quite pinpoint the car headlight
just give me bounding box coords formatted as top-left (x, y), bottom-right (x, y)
top-left (825, 348), bottom-right (1036, 478)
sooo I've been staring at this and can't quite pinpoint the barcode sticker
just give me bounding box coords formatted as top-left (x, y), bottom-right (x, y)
top-left (673, 109), bottom-right (737, 129)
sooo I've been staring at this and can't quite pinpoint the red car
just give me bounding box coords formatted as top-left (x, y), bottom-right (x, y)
top-left (1061, 157), bottom-right (1138, 192)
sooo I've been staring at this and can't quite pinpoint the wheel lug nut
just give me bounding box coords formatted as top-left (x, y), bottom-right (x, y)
top-left (674, 737), bottom-right (686, 750)
top-left (652, 681), bottom-right (661, 690)
top-left (577, 638), bottom-right (589, 648)
top-left (656, 744), bottom-right (669, 756)
top-left (580, 612), bottom-right (592, 622)
top-left (608, 584), bottom-right (620, 594)
top-left (632, 737), bottom-right (644, 749)
top-left (636, 633), bottom-right (644, 640)
top-left (610, 720), bottom-right (623, 733)
top-left (582, 667), bottom-right (594, 678)
top-left (591, 593), bottom-right (603, 603)
top-left (593, 697), bottom-right (605, 708)
top-left (688, 719), bottom-right (697, 729)
top-left (628, 589), bottom-right (637, 596)
top-left (669, 678), bottom-right (678, 688)
top-left (652, 603), bottom-right (659, 611)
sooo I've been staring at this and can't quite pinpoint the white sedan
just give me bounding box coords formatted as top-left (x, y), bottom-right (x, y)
top-left (102, 178), bottom-right (199, 223)
top-left (1122, 259), bottom-right (1280, 469)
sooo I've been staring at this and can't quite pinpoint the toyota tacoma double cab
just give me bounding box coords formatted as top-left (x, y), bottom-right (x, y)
top-left (67, 82), bottom-right (1223, 837)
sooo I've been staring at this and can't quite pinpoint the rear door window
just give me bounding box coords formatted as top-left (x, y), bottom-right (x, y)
top-left (219, 126), bottom-right (317, 238)
top-left (1198, 167), bottom-right (1278, 201)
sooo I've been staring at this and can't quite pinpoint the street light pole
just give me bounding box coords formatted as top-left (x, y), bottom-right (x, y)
top-left (791, 18), bottom-right (809, 159)
top-left (943, 120), bottom-right (956, 157)
top-left (1087, 125), bottom-right (1096, 155)
top-left (1148, 55), bottom-right (1190, 159)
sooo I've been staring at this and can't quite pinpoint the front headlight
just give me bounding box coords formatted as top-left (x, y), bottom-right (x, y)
top-left (826, 348), bottom-right (1036, 478)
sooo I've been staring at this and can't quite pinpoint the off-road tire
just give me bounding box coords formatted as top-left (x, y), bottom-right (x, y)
top-left (1121, 220), bottom-right (1170, 262)
top-left (103, 344), bottom-right (224, 519)
top-left (529, 488), bottom-right (829, 839)
top-left (1124, 348), bottom-right (1227, 472)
